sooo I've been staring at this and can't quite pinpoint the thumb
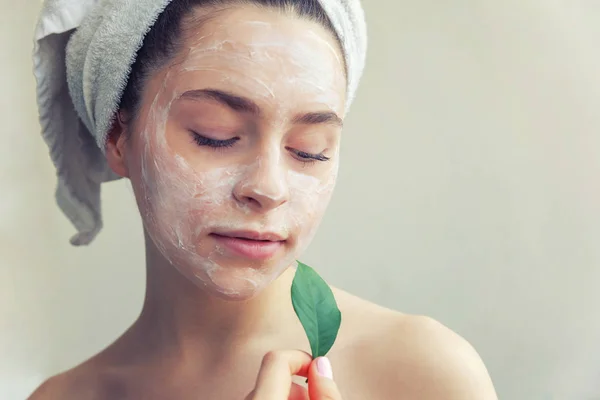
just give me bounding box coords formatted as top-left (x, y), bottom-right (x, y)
top-left (308, 357), bottom-right (342, 400)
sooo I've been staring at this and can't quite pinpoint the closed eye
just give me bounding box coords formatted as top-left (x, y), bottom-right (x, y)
top-left (286, 147), bottom-right (330, 163)
top-left (191, 132), bottom-right (239, 148)
top-left (190, 132), bottom-right (329, 164)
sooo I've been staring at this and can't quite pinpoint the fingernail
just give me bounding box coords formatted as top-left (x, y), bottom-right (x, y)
top-left (316, 357), bottom-right (333, 379)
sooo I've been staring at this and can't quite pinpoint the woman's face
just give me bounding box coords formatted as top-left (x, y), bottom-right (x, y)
top-left (122, 5), bottom-right (346, 300)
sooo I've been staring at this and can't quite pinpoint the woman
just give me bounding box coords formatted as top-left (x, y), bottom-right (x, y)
top-left (30, 0), bottom-right (497, 398)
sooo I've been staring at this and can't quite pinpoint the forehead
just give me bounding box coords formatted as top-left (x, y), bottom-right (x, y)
top-left (163, 5), bottom-right (347, 115)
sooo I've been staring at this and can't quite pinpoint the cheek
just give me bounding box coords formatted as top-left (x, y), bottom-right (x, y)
top-left (286, 165), bottom-right (337, 233)
top-left (145, 158), bottom-right (236, 219)
top-left (187, 166), bottom-right (248, 230)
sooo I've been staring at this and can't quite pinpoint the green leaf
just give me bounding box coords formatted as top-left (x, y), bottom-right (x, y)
top-left (291, 261), bottom-right (342, 359)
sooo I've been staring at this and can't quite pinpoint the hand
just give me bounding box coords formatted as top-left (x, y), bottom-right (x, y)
top-left (245, 350), bottom-right (342, 400)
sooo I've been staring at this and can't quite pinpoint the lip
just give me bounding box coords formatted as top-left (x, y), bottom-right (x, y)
top-left (211, 231), bottom-right (286, 260)
top-left (214, 230), bottom-right (286, 242)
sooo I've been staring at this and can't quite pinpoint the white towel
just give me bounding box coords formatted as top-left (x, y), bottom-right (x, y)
top-left (33, 0), bottom-right (367, 246)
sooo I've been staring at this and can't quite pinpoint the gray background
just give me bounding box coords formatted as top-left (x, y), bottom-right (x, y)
top-left (1, 1), bottom-right (599, 399)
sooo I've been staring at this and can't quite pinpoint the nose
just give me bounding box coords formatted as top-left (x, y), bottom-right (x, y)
top-left (233, 155), bottom-right (289, 212)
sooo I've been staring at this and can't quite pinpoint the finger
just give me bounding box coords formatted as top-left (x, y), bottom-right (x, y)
top-left (289, 382), bottom-right (310, 400)
top-left (251, 350), bottom-right (313, 399)
top-left (245, 382), bottom-right (308, 400)
top-left (308, 357), bottom-right (342, 400)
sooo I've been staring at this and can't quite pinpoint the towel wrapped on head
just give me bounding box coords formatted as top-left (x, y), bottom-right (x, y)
top-left (33, 0), bottom-right (367, 246)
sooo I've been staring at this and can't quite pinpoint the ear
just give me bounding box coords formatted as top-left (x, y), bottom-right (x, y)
top-left (105, 110), bottom-right (131, 178)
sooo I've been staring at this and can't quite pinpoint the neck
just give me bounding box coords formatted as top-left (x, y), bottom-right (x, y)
top-left (130, 232), bottom-right (301, 367)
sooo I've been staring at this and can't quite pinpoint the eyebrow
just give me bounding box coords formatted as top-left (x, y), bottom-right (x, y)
top-left (179, 88), bottom-right (343, 128)
top-left (292, 111), bottom-right (343, 127)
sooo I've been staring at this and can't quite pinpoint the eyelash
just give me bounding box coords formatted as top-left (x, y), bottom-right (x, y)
top-left (190, 132), bottom-right (330, 164)
top-left (286, 148), bottom-right (331, 164)
top-left (191, 132), bottom-right (239, 148)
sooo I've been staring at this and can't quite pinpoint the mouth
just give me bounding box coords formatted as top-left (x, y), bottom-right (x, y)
top-left (210, 230), bottom-right (287, 260)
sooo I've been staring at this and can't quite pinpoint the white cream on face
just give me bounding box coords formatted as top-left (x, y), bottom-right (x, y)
top-left (129, 7), bottom-right (346, 300)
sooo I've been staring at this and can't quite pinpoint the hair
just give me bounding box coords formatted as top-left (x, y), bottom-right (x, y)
top-left (119, 0), bottom-right (341, 124)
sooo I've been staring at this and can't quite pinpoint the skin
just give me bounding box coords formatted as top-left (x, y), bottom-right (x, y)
top-left (29, 4), bottom-right (498, 400)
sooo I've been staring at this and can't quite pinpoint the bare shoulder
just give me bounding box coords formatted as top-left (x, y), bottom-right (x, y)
top-left (333, 290), bottom-right (498, 399)
top-left (28, 371), bottom-right (92, 400)
top-left (28, 363), bottom-right (125, 400)
top-left (381, 313), bottom-right (497, 399)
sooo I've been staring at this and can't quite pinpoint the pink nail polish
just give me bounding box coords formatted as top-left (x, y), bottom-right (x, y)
top-left (316, 357), bottom-right (333, 379)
